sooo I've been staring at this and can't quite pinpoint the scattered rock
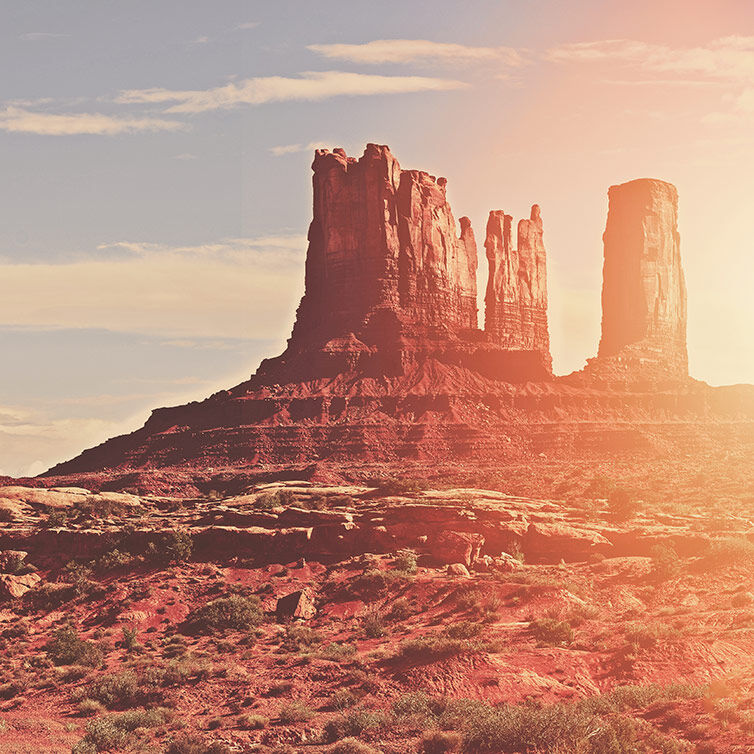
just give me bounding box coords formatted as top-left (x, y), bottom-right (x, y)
top-left (276, 587), bottom-right (317, 620)
top-left (447, 563), bottom-right (471, 578)
top-left (0, 572), bottom-right (41, 599)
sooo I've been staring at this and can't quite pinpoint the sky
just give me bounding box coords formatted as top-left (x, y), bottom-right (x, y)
top-left (2, 0), bottom-right (754, 476)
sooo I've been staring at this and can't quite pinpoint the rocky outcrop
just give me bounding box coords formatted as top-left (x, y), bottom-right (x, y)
top-left (595, 179), bottom-right (687, 379)
top-left (259, 144), bottom-right (481, 381)
top-left (484, 206), bottom-right (550, 369)
top-left (38, 149), bottom-right (754, 477)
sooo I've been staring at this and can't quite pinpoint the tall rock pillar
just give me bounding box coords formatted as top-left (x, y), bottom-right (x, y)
top-left (598, 178), bottom-right (687, 377)
top-left (484, 205), bottom-right (551, 370)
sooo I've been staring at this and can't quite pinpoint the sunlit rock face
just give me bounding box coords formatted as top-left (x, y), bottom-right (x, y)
top-left (484, 205), bottom-right (550, 370)
top-left (282, 144), bottom-right (479, 364)
top-left (597, 178), bottom-right (688, 378)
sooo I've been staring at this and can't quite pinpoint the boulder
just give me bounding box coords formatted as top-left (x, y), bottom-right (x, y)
top-left (428, 531), bottom-right (485, 567)
top-left (447, 563), bottom-right (471, 577)
top-left (0, 572), bottom-right (41, 599)
top-left (276, 588), bottom-right (317, 621)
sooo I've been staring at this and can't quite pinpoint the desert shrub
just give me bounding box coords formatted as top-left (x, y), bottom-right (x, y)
top-left (166, 734), bottom-right (233, 754)
top-left (318, 641), bottom-right (357, 661)
top-left (185, 595), bottom-right (263, 633)
top-left (392, 691), bottom-right (440, 730)
top-left (394, 548), bottom-right (418, 574)
top-left (703, 537), bottom-right (754, 569)
top-left (461, 701), bottom-right (639, 753)
top-left (73, 708), bottom-right (168, 752)
top-left (421, 731), bottom-right (462, 754)
top-left (96, 548), bottom-right (134, 572)
top-left (255, 489), bottom-right (295, 510)
top-left (650, 544), bottom-right (682, 581)
top-left (162, 655), bottom-right (212, 684)
top-left (77, 698), bottom-right (105, 716)
top-left (362, 610), bottom-right (386, 638)
top-left (121, 626), bottom-right (139, 651)
top-left (43, 510), bottom-right (69, 528)
top-left (330, 738), bottom-right (380, 754)
top-left (351, 569), bottom-right (388, 600)
top-left (324, 709), bottom-right (389, 741)
top-left (529, 618), bottom-right (573, 646)
top-left (607, 488), bottom-right (641, 520)
top-left (85, 671), bottom-right (140, 709)
top-left (149, 530), bottom-right (193, 565)
top-left (396, 633), bottom-right (495, 663)
top-left (624, 623), bottom-right (662, 652)
top-left (444, 621), bottom-right (484, 639)
top-left (278, 700), bottom-right (314, 723)
top-left (387, 598), bottom-right (413, 622)
top-left (238, 713), bottom-right (269, 729)
top-left (282, 623), bottom-right (323, 651)
top-left (44, 627), bottom-right (103, 667)
top-left (329, 688), bottom-right (358, 711)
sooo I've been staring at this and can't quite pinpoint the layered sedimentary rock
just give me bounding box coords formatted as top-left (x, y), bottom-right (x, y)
top-left (260, 144), bottom-right (481, 381)
top-left (484, 206), bottom-right (550, 369)
top-left (596, 179), bottom-right (688, 379)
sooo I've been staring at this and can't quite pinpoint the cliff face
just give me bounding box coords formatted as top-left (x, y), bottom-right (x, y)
top-left (484, 206), bottom-right (550, 369)
top-left (286, 144), bottom-right (478, 358)
top-left (596, 179), bottom-right (688, 378)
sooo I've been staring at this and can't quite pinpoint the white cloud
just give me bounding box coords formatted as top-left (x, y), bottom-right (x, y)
top-left (0, 406), bottom-right (136, 478)
top-left (0, 106), bottom-right (186, 136)
top-left (308, 39), bottom-right (524, 66)
top-left (547, 36), bottom-right (754, 83)
top-left (269, 140), bottom-right (331, 157)
top-left (116, 70), bottom-right (466, 114)
top-left (0, 235), bottom-right (307, 340)
top-left (19, 32), bottom-right (69, 41)
top-left (235, 22), bottom-right (260, 30)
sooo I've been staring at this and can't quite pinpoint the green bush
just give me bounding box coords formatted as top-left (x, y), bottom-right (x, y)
top-left (362, 610), bottom-right (386, 638)
top-left (324, 709), bottom-right (389, 741)
top-left (85, 671), bottom-right (140, 709)
top-left (330, 738), bottom-right (380, 754)
top-left (166, 734), bottom-right (233, 754)
top-left (529, 618), bottom-right (573, 646)
top-left (44, 627), bottom-right (103, 667)
top-left (366, 477), bottom-right (427, 496)
top-left (255, 489), bottom-right (296, 510)
top-left (72, 708), bottom-right (168, 753)
top-left (394, 548), bottom-right (418, 574)
top-left (149, 530), bottom-right (193, 565)
top-left (282, 623), bottom-right (323, 651)
top-left (238, 713), bottom-right (269, 729)
top-left (186, 595), bottom-right (263, 633)
top-left (278, 700), bottom-right (314, 723)
top-left (396, 632), bottom-right (496, 663)
top-left (77, 698), bottom-right (105, 717)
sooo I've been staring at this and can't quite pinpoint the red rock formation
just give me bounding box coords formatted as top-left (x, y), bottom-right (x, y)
top-left (596, 179), bottom-right (688, 378)
top-left (39, 151), bottom-right (754, 480)
top-left (263, 144), bottom-right (479, 381)
top-left (484, 206), bottom-right (550, 369)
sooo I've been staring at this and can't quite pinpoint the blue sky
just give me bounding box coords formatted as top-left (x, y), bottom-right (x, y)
top-left (2, 1), bottom-right (754, 475)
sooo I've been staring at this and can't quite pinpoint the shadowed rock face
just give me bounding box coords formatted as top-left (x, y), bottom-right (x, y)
top-left (484, 205), bottom-right (550, 369)
top-left (597, 178), bottom-right (688, 377)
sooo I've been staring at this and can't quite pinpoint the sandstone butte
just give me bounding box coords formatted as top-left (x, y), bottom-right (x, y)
top-left (28, 143), bottom-right (753, 493)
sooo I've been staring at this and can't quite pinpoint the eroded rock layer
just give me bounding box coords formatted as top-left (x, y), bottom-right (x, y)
top-left (596, 178), bottom-right (688, 378)
top-left (484, 206), bottom-right (550, 369)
